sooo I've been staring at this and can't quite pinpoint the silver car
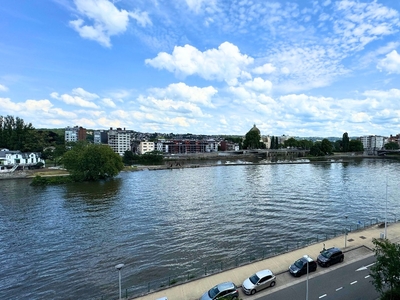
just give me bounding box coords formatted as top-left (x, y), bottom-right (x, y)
top-left (242, 269), bottom-right (276, 295)
top-left (199, 281), bottom-right (239, 300)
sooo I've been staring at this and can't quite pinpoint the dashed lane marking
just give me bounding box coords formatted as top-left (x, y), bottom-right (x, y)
top-left (365, 275), bottom-right (370, 279)
top-left (351, 281), bottom-right (358, 285)
top-left (336, 287), bottom-right (343, 291)
top-left (319, 294), bottom-right (327, 298)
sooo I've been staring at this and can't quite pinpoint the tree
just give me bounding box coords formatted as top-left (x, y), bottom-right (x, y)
top-left (62, 142), bottom-right (124, 181)
top-left (320, 139), bottom-right (333, 155)
top-left (270, 136), bottom-right (275, 149)
top-left (310, 141), bottom-right (324, 156)
top-left (342, 132), bottom-right (349, 152)
top-left (243, 129), bottom-right (261, 149)
top-left (370, 238), bottom-right (400, 300)
top-left (385, 142), bottom-right (400, 150)
top-left (284, 137), bottom-right (298, 148)
top-left (349, 140), bottom-right (364, 152)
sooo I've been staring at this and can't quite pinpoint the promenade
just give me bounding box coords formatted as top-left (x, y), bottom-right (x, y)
top-left (129, 221), bottom-right (400, 300)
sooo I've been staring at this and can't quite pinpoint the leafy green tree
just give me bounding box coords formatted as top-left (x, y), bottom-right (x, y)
top-left (123, 150), bottom-right (136, 165)
top-left (370, 238), bottom-right (400, 300)
top-left (284, 137), bottom-right (298, 148)
top-left (275, 136), bottom-right (279, 149)
top-left (321, 139), bottom-right (333, 155)
top-left (385, 142), bottom-right (400, 150)
top-left (270, 136), bottom-right (275, 149)
top-left (62, 142), bottom-right (123, 181)
top-left (342, 132), bottom-right (349, 152)
top-left (298, 139), bottom-right (313, 150)
top-left (139, 151), bottom-right (164, 165)
top-left (310, 141), bottom-right (324, 156)
top-left (349, 140), bottom-right (364, 152)
top-left (243, 129), bottom-right (261, 149)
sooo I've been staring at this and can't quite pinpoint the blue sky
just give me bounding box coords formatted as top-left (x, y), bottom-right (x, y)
top-left (1, 0), bottom-right (400, 137)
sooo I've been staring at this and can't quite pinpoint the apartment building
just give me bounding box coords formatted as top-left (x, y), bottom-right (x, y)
top-left (93, 130), bottom-right (108, 144)
top-left (138, 141), bottom-right (155, 154)
top-left (108, 127), bottom-right (134, 156)
top-left (65, 126), bottom-right (86, 142)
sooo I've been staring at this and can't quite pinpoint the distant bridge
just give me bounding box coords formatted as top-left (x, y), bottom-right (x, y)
top-left (230, 148), bottom-right (310, 157)
top-left (376, 149), bottom-right (400, 156)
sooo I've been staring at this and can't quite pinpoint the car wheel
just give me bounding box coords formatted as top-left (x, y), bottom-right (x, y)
top-left (251, 289), bottom-right (256, 295)
top-left (340, 256), bottom-right (344, 262)
top-left (326, 262), bottom-right (330, 267)
top-left (270, 281), bottom-right (276, 287)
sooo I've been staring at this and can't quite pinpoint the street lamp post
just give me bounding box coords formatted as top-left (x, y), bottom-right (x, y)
top-left (344, 215), bottom-right (348, 248)
top-left (115, 263), bottom-right (125, 300)
top-left (385, 177), bottom-right (388, 239)
top-left (306, 260), bottom-right (309, 300)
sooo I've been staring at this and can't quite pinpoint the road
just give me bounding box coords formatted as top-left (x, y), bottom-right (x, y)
top-left (250, 255), bottom-right (378, 300)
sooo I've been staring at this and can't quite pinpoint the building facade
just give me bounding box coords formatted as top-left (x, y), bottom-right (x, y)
top-left (108, 128), bottom-right (135, 156)
top-left (65, 126), bottom-right (87, 142)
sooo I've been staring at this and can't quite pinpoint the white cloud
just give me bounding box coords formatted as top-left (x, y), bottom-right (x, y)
top-left (0, 84), bottom-right (8, 92)
top-left (72, 87), bottom-right (99, 100)
top-left (148, 82), bottom-right (217, 107)
top-left (377, 50), bottom-right (400, 74)
top-left (185, 0), bottom-right (217, 13)
top-left (145, 42), bottom-right (254, 85)
top-left (70, 0), bottom-right (151, 47)
top-left (101, 98), bottom-right (116, 107)
top-left (51, 91), bottom-right (100, 109)
top-left (243, 78), bottom-right (272, 94)
top-left (252, 63), bottom-right (276, 74)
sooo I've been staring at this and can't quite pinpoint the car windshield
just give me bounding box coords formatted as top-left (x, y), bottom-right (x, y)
top-left (294, 259), bottom-right (304, 268)
top-left (321, 250), bottom-right (332, 258)
top-left (208, 286), bottom-right (220, 299)
top-left (249, 274), bottom-right (260, 284)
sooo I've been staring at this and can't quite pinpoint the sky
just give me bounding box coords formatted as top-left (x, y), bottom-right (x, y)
top-left (1, 0), bottom-right (400, 137)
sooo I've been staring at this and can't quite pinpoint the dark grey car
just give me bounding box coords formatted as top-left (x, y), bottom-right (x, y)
top-left (317, 247), bottom-right (344, 267)
top-left (199, 281), bottom-right (239, 300)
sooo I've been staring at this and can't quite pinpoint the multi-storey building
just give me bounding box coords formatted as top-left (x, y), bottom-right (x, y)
top-left (65, 126), bottom-right (86, 142)
top-left (93, 130), bottom-right (108, 144)
top-left (138, 141), bottom-right (155, 154)
top-left (108, 127), bottom-right (134, 156)
top-left (360, 135), bottom-right (386, 154)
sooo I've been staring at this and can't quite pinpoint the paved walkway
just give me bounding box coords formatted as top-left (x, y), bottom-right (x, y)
top-left (129, 222), bottom-right (400, 300)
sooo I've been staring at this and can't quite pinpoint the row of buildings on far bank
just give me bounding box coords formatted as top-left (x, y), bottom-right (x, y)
top-left (64, 125), bottom-right (400, 156)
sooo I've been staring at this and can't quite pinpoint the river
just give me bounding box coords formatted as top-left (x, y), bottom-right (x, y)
top-left (0, 158), bottom-right (399, 299)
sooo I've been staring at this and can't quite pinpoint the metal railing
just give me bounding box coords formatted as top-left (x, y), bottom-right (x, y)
top-left (101, 217), bottom-right (396, 299)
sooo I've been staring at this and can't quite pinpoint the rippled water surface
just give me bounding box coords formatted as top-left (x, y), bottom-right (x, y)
top-left (1, 158), bottom-right (399, 299)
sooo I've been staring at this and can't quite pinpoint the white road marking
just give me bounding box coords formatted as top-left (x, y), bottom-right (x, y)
top-left (351, 281), bottom-right (358, 285)
top-left (356, 262), bottom-right (376, 271)
top-left (336, 287), bottom-right (343, 291)
top-left (319, 294), bottom-right (327, 298)
top-left (365, 275), bottom-right (370, 278)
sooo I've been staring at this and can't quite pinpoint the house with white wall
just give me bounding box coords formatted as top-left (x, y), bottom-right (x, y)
top-left (0, 149), bottom-right (45, 172)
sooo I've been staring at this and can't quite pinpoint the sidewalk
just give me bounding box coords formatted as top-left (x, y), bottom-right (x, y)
top-left (130, 222), bottom-right (400, 300)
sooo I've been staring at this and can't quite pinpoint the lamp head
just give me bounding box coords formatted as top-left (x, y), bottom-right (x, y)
top-left (115, 263), bottom-right (125, 270)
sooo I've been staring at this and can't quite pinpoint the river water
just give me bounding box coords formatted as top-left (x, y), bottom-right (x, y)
top-left (0, 158), bottom-right (399, 299)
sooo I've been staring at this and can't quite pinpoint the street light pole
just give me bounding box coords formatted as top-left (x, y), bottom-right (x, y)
top-left (306, 261), bottom-right (309, 300)
top-left (115, 263), bottom-right (125, 300)
top-left (385, 176), bottom-right (388, 239)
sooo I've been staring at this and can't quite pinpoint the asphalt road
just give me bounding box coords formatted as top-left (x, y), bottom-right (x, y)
top-left (250, 255), bottom-right (378, 300)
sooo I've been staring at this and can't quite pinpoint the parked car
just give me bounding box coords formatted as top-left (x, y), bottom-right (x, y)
top-left (317, 247), bottom-right (344, 267)
top-left (199, 281), bottom-right (239, 300)
top-left (289, 255), bottom-right (317, 277)
top-left (242, 269), bottom-right (276, 295)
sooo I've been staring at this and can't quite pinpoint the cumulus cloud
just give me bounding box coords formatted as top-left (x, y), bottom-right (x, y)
top-left (0, 84), bottom-right (8, 92)
top-left (377, 50), bottom-right (400, 74)
top-left (101, 97), bottom-right (116, 108)
top-left (148, 82), bottom-right (217, 107)
top-left (70, 0), bottom-right (151, 47)
top-left (51, 90), bottom-right (100, 109)
top-left (252, 63), bottom-right (276, 74)
top-left (145, 42), bottom-right (253, 85)
top-left (243, 78), bottom-right (272, 94)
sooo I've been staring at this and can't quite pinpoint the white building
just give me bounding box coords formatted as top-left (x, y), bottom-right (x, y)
top-left (0, 149), bottom-right (45, 172)
top-left (108, 128), bottom-right (134, 155)
top-left (138, 141), bottom-right (155, 154)
top-left (360, 135), bottom-right (387, 155)
top-left (65, 126), bottom-right (86, 142)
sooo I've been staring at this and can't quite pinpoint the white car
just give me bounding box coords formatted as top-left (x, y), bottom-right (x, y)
top-left (242, 269), bottom-right (276, 295)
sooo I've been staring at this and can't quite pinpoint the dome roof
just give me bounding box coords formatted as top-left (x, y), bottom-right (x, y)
top-left (250, 124), bottom-right (260, 134)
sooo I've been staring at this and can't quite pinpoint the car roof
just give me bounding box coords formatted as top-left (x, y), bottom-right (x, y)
top-left (255, 269), bottom-right (274, 278)
top-left (326, 247), bottom-right (341, 253)
top-left (216, 281), bottom-right (235, 290)
top-left (301, 255), bottom-right (314, 262)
